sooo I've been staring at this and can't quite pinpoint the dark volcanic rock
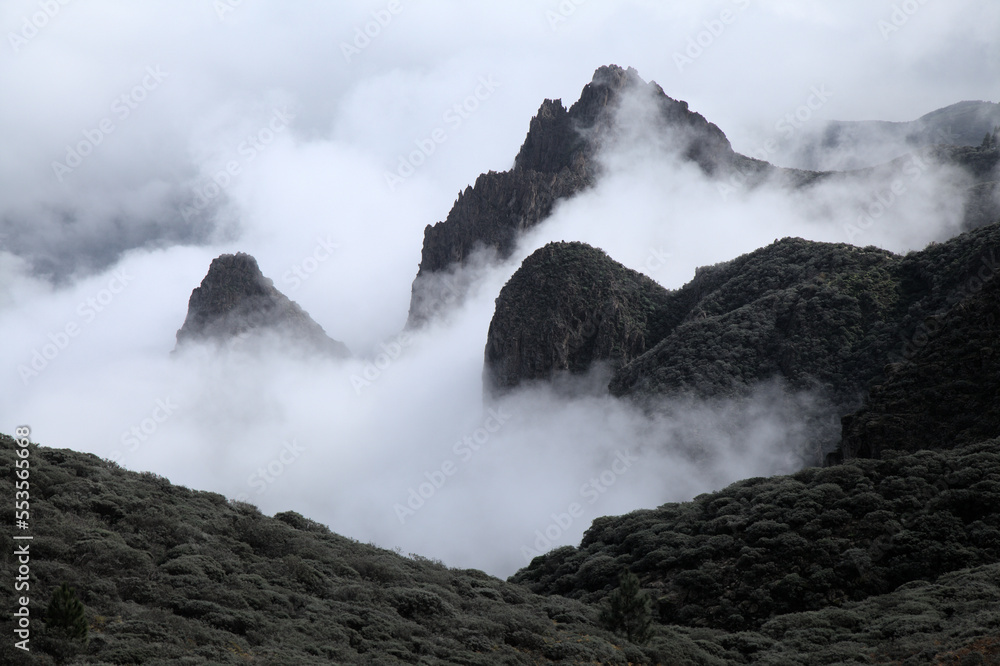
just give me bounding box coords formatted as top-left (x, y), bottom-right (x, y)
top-left (407, 64), bottom-right (768, 327)
top-left (174, 252), bottom-right (349, 356)
top-left (483, 241), bottom-right (674, 394)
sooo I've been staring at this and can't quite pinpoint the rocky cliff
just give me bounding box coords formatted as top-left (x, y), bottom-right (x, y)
top-left (407, 64), bottom-right (777, 327)
top-left (174, 252), bottom-right (349, 357)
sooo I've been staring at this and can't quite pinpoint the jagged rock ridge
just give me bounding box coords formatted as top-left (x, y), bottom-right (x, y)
top-left (407, 64), bottom-right (785, 327)
top-left (409, 66), bottom-right (997, 330)
top-left (174, 252), bottom-right (349, 357)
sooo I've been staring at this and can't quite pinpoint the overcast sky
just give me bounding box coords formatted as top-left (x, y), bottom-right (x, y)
top-left (1, 0), bottom-right (997, 576)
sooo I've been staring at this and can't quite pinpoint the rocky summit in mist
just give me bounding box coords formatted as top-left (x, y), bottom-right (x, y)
top-left (174, 252), bottom-right (349, 357)
top-left (4, 63), bottom-right (1000, 665)
top-left (406, 65), bottom-right (819, 327)
top-left (407, 65), bottom-right (999, 327)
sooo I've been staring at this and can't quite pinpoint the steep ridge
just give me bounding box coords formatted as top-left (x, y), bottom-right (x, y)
top-left (174, 252), bottom-right (349, 357)
top-left (406, 64), bottom-right (784, 327)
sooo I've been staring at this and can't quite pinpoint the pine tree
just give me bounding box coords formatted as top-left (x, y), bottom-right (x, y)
top-left (599, 570), bottom-right (653, 644)
top-left (46, 583), bottom-right (88, 644)
top-left (983, 127), bottom-right (999, 150)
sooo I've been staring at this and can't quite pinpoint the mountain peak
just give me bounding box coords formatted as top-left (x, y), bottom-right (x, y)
top-left (409, 64), bottom-right (747, 327)
top-left (174, 252), bottom-right (349, 356)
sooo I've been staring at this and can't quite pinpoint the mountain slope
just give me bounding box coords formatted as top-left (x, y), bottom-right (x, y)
top-left (511, 438), bottom-right (1000, 635)
top-left (406, 64), bottom-right (793, 327)
top-left (486, 220), bottom-right (1000, 411)
top-left (174, 252), bottom-right (349, 357)
top-left (483, 241), bottom-right (675, 395)
top-left (9, 432), bottom-right (1000, 665)
top-left (839, 248), bottom-right (1000, 460)
top-left (0, 434), bottom-right (683, 665)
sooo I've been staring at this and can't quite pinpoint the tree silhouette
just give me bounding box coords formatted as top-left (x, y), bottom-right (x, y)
top-left (46, 583), bottom-right (88, 643)
top-left (599, 569), bottom-right (653, 644)
top-left (984, 126), bottom-right (1000, 150)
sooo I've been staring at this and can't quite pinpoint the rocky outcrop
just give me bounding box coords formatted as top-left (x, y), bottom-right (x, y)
top-left (407, 65), bottom-right (770, 327)
top-left (483, 221), bottom-right (1000, 464)
top-left (174, 252), bottom-right (349, 356)
top-left (483, 242), bottom-right (674, 394)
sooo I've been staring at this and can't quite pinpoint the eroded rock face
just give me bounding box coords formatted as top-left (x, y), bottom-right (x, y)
top-left (174, 252), bottom-right (349, 357)
top-left (483, 241), bottom-right (674, 395)
top-left (407, 64), bottom-right (758, 327)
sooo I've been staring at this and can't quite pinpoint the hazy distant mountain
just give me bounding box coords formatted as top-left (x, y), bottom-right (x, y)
top-left (174, 252), bottom-right (349, 357)
top-left (776, 100), bottom-right (1000, 172)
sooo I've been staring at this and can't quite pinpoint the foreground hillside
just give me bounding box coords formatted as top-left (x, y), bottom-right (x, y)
top-left (513, 440), bottom-right (1000, 631)
top-left (6, 434), bottom-right (1000, 664)
top-left (0, 434), bottom-right (663, 665)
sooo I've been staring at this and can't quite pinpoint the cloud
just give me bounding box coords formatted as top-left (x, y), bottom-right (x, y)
top-left (1, 0), bottom-right (997, 576)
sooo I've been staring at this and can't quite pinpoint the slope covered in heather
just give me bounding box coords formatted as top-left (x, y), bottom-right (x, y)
top-left (0, 434), bottom-right (691, 665)
top-left (484, 220), bottom-right (1000, 450)
top-left (7, 433), bottom-right (1000, 664)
